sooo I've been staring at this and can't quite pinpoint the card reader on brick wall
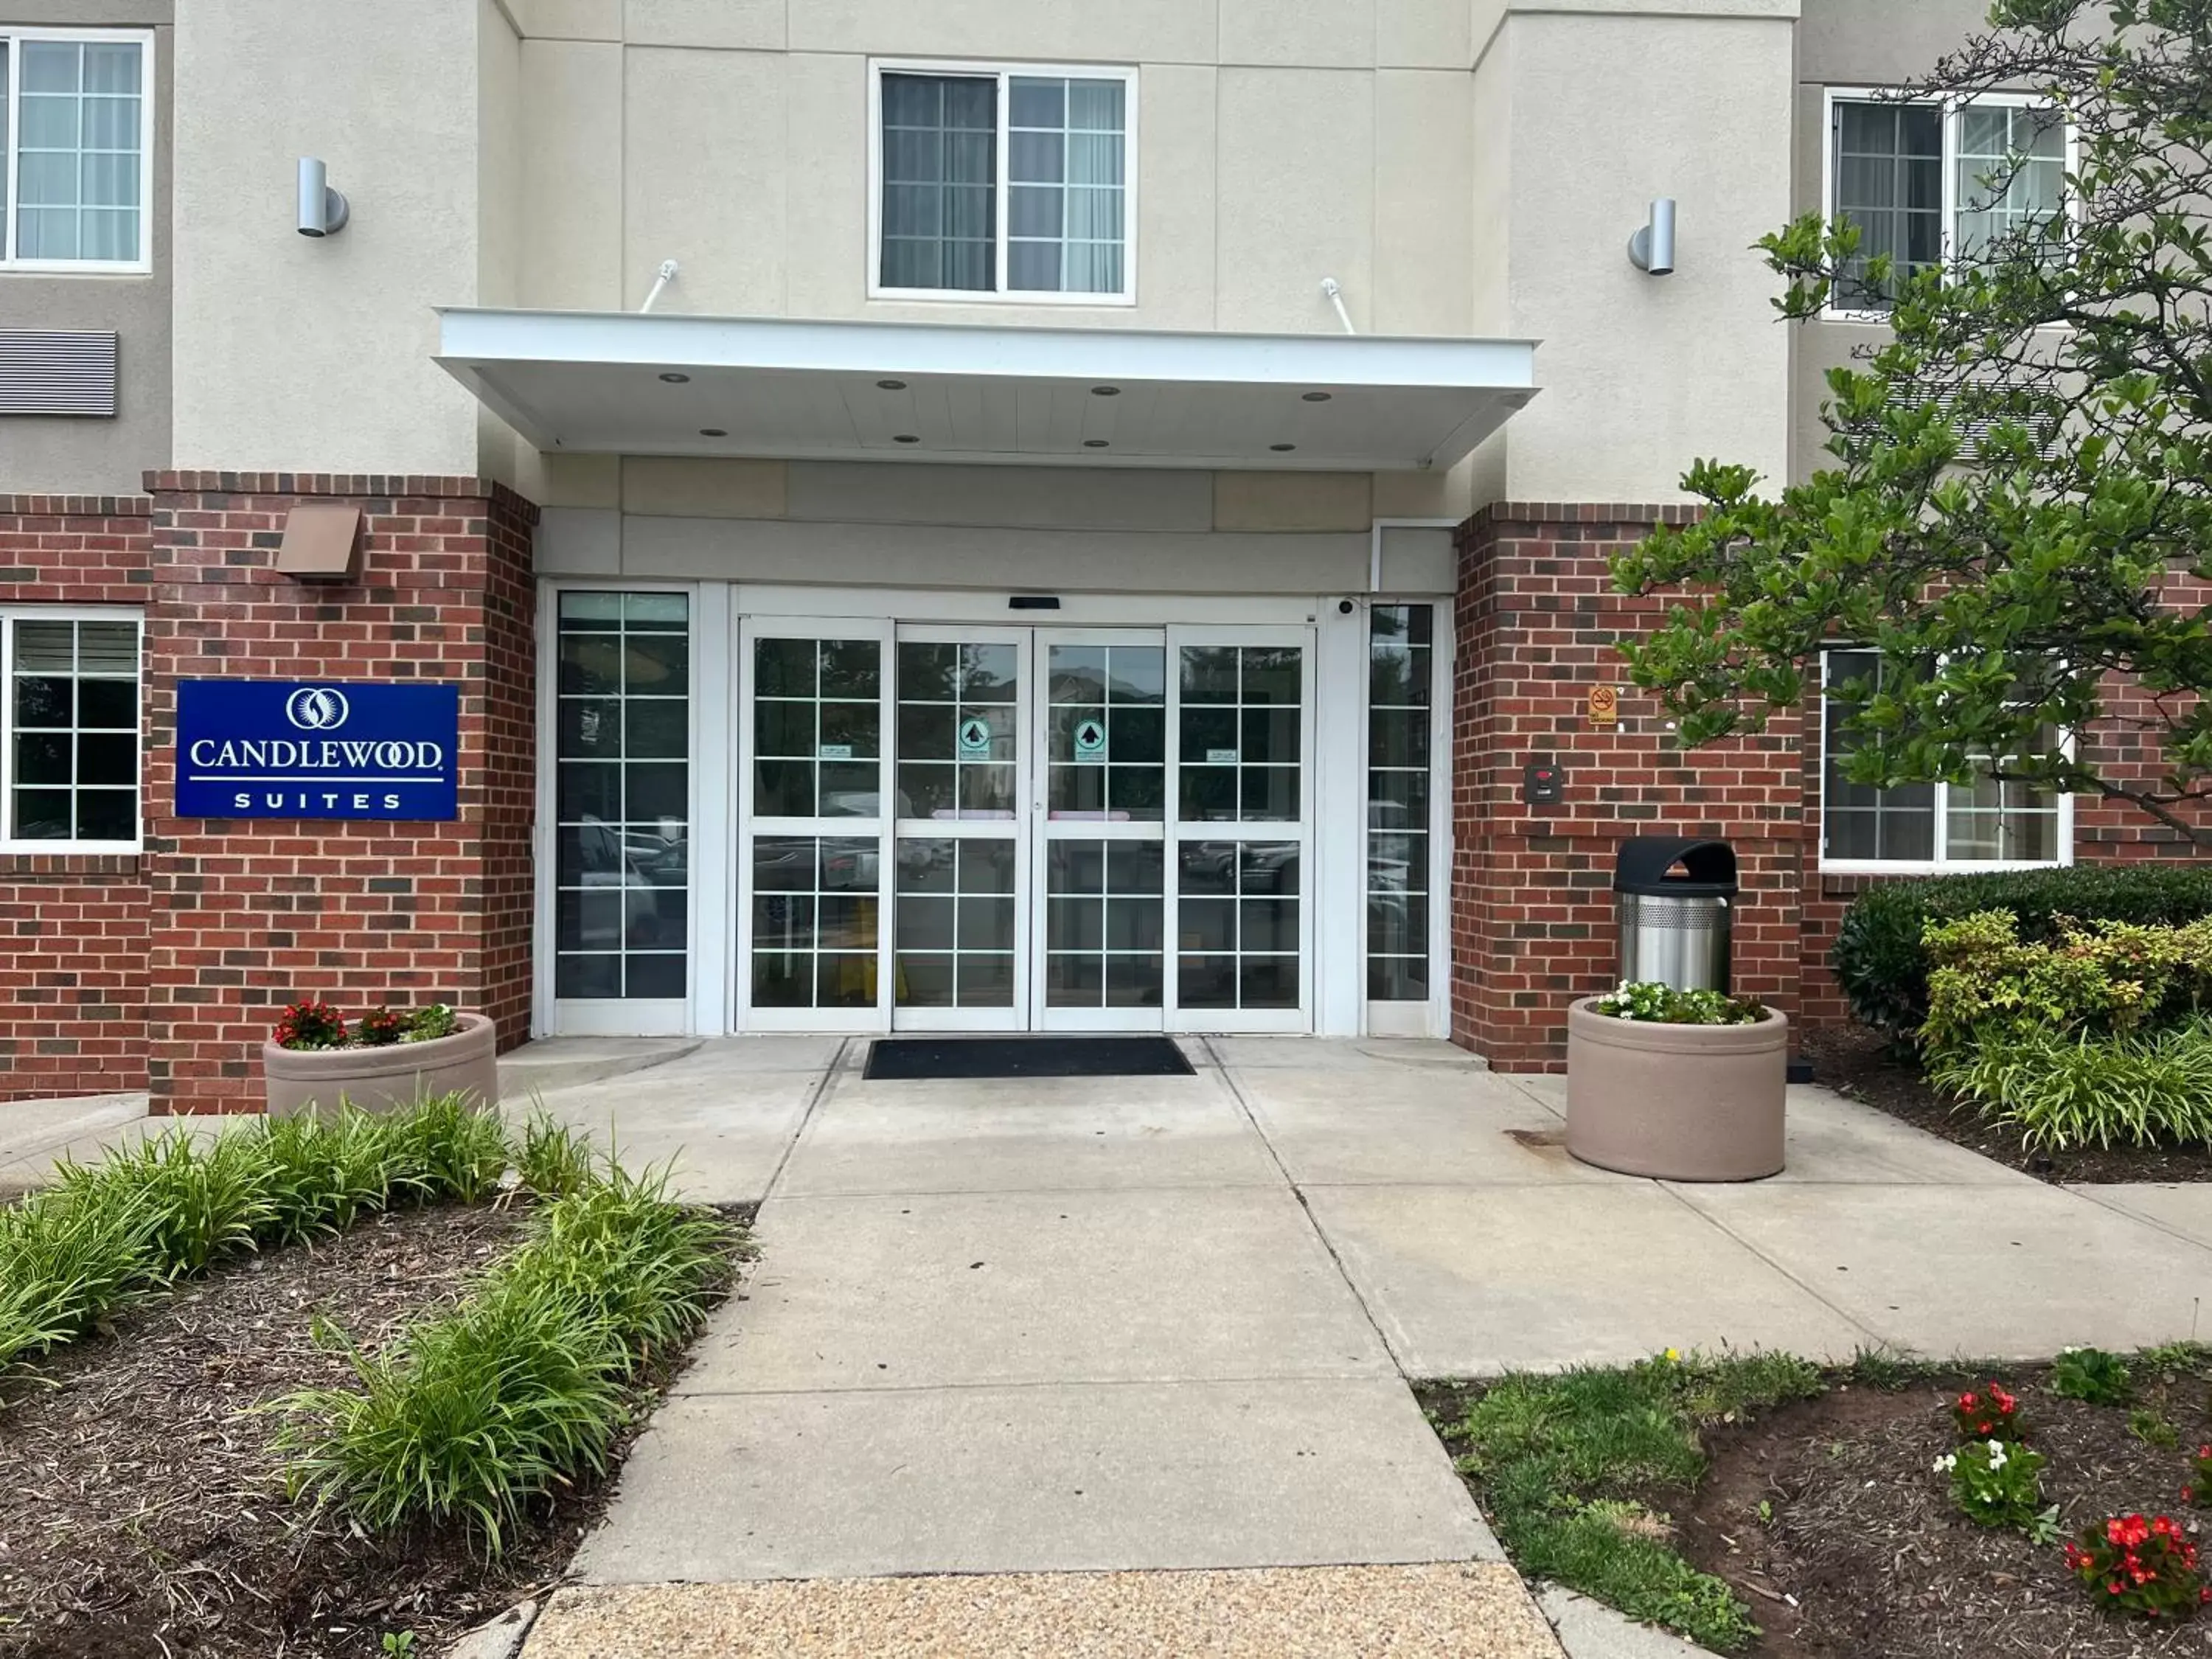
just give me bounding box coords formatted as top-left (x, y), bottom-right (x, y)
top-left (1522, 757), bottom-right (1564, 806)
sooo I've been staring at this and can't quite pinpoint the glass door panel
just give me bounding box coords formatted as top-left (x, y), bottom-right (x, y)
top-left (1167, 628), bottom-right (1313, 1032)
top-left (894, 629), bottom-right (1029, 1029)
top-left (740, 619), bottom-right (892, 1032)
top-left (1037, 634), bottom-right (1166, 1029)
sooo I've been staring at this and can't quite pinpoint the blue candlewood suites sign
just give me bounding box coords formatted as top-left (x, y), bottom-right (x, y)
top-left (175, 680), bottom-right (459, 821)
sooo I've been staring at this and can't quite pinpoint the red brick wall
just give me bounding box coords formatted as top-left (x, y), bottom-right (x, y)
top-left (0, 495), bottom-right (156, 1099)
top-left (142, 473), bottom-right (537, 1114)
top-left (1453, 506), bottom-right (1809, 1071)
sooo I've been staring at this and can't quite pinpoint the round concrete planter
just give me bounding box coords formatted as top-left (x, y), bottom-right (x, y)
top-left (262, 1012), bottom-right (500, 1120)
top-left (1564, 998), bottom-right (1787, 1181)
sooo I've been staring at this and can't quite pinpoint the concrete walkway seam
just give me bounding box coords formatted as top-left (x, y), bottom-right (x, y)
top-left (1648, 1180), bottom-right (1886, 1354)
top-left (756, 1037), bottom-right (852, 1203)
top-left (1199, 1036), bottom-right (1409, 1377)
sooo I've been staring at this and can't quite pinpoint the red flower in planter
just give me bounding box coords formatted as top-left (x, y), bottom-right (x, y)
top-left (272, 998), bottom-right (347, 1051)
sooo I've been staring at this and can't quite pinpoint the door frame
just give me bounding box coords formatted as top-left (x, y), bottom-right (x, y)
top-left (534, 582), bottom-right (1453, 1043)
top-left (1031, 627), bottom-right (1172, 1034)
top-left (888, 624), bottom-right (1035, 1032)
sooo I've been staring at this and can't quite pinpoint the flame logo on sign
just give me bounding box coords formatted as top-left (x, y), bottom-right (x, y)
top-left (284, 686), bottom-right (352, 731)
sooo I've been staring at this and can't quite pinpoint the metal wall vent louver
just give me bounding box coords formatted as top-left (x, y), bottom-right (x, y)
top-left (0, 329), bottom-right (120, 417)
top-left (1877, 372), bottom-right (2062, 462)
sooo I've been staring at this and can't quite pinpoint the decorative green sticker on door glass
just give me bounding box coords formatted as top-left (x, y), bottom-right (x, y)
top-left (958, 717), bottom-right (992, 758)
top-left (1073, 717), bottom-right (1107, 761)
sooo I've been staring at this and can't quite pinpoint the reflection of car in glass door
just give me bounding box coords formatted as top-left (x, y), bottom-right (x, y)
top-left (573, 817), bottom-right (683, 948)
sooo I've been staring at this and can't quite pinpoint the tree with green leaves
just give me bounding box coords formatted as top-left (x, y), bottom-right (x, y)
top-left (1613, 0), bottom-right (2212, 848)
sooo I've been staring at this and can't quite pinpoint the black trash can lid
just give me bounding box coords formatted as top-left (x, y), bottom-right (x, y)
top-left (1613, 835), bottom-right (1738, 896)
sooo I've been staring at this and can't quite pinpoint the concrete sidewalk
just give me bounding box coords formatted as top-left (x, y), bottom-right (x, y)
top-left (513, 1032), bottom-right (2212, 1657)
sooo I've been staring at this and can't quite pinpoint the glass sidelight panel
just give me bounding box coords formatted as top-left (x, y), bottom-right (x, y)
top-left (751, 836), bottom-right (880, 1008)
top-left (897, 641), bottom-right (1019, 818)
top-left (1178, 840), bottom-right (1300, 1011)
top-left (754, 636), bottom-right (882, 818)
top-left (1178, 646), bottom-right (1303, 824)
top-left (896, 836), bottom-right (1018, 1007)
top-left (554, 591), bottom-right (690, 1001)
top-left (1046, 839), bottom-right (1164, 1007)
top-left (1367, 605), bottom-right (1433, 1001)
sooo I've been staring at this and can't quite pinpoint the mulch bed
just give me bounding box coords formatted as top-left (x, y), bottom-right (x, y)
top-left (1682, 1363), bottom-right (2212, 1657)
top-left (1801, 1024), bottom-right (2212, 1185)
top-left (0, 1201), bottom-right (745, 1659)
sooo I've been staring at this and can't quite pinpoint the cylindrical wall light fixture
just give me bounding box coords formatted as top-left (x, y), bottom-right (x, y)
top-left (297, 158), bottom-right (350, 237)
top-left (1628, 198), bottom-right (1677, 276)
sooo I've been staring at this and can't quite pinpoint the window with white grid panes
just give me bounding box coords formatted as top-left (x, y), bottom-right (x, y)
top-left (754, 638), bottom-right (883, 819)
top-left (1046, 840), bottom-right (1164, 1008)
top-left (896, 641), bottom-right (1018, 819)
top-left (4, 613), bottom-right (139, 846)
top-left (1366, 605), bottom-right (1432, 1001)
top-left (1044, 642), bottom-right (1164, 821)
top-left (895, 837), bottom-right (1018, 1007)
top-left (4, 32), bottom-right (149, 267)
top-left (751, 836), bottom-right (880, 1009)
top-left (1821, 648), bottom-right (2064, 869)
top-left (553, 592), bottom-right (691, 1001)
top-left (1178, 841), bottom-right (1299, 1011)
top-left (1177, 645), bottom-right (1301, 825)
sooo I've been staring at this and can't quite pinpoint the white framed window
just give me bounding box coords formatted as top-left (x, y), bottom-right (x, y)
top-left (869, 59), bottom-right (1136, 305)
top-left (1822, 88), bottom-right (2070, 318)
top-left (1818, 647), bottom-right (2070, 874)
top-left (0, 608), bottom-right (142, 852)
top-left (1, 28), bottom-right (155, 274)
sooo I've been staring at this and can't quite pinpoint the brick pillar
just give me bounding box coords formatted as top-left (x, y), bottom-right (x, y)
top-left (144, 473), bottom-right (537, 1114)
top-left (1451, 504), bottom-right (1808, 1071)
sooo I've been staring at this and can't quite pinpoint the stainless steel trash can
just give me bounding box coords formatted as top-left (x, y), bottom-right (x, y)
top-left (1614, 836), bottom-right (1736, 992)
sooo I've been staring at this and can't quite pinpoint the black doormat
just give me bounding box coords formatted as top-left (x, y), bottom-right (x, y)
top-left (863, 1035), bottom-right (1194, 1080)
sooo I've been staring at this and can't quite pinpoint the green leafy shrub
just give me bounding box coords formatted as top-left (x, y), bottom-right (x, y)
top-left (2065, 1514), bottom-right (2206, 1622)
top-left (406, 1004), bottom-right (459, 1044)
top-left (2189, 1442), bottom-right (2212, 1507)
top-left (255, 1110), bottom-right (400, 1245)
top-left (1928, 1022), bottom-right (2212, 1152)
top-left (1441, 1351), bottom-right (1822, 1652)
top-left (2051, 1346), bottom-right (2133, 1407)
top-left (1593, 982), bottom-right (1767, 1026)
top-left (1937, 1438), bottom-right (2046, 1528)
top-left (1831, 866), bottom-right (2212, 1042)
top-left (1921, 911), bottom-right (2212, 1056)
top-left (273, 1169), bottom-right (739, 1553)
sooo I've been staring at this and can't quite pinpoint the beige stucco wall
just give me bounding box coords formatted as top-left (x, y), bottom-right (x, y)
top-left (1481, 9), bottom-right (1797, 502)
top-left (0, 2), bottom-right (173, 495)
top-left (142, 0), bottom-right (1856, 511)
top-left (168, 0), bottom-right (508, 476)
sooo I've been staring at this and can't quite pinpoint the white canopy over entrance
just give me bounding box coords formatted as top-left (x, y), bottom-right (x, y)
top-left (435, 309), bottom-right (1538, 473)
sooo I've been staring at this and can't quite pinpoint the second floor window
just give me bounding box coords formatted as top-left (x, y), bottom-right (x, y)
top-left (1827, 92), bottom-right (2066, 313)
top-left (874, 64), bottom-right (1133, 302)
top-left (1, 29), bottom-right (152, 270)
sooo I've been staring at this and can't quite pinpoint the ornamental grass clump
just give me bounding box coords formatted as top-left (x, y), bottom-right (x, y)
top-left (0, 1093), bottom-right (523, 1373)
top-left (2065, 1514), bottom-right (2207, 1622)
top-left (272, 1165), bottom-right (740, 1554)
top-left (2188, 1444), bottom-right (2212, 1509)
